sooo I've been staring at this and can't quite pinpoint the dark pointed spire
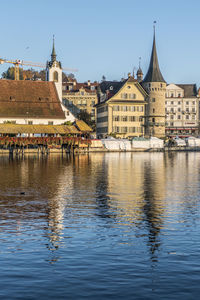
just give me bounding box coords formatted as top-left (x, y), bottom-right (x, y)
top-left (51, 35), bottom-right (57, 62)
top-left (143, 23), bottom-right (165, 83)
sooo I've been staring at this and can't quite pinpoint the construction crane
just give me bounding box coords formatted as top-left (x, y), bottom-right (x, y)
top-left (0, 58), bottom-right (78, 80)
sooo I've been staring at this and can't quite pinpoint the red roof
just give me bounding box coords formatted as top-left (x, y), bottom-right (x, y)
top-left (0, 79), bottom-right (65, 119)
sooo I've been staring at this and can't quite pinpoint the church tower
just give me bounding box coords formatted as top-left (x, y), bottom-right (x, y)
top-left (142, 26), bottom-right (166, 137)
top-left (46, 37), bottom-right (62, 102)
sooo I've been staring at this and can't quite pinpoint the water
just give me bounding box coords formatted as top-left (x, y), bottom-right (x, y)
top-left (0, 152), bottom-right (200, 299)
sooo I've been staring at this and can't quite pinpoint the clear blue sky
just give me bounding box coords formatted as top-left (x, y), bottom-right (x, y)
top-left (1, 0), bottom-right (200, 87)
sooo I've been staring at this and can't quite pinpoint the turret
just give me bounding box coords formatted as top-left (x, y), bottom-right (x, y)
top-left (142, 23), bottom-right (166, 138)
top-left (137, 57), bottom-right (143, 82)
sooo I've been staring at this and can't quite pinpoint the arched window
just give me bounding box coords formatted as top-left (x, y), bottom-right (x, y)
top-left (53, 71), bottom-right (58, 82)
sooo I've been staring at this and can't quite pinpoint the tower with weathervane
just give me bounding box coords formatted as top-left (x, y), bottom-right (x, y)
top-left (46, 36), bottom-right (62, 102)
top-left (142, 24), bottom-right (166, 137)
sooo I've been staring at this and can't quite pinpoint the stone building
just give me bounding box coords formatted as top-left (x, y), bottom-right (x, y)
top-left (96, 75), bottom-right (147, 138)
top-left (62, 79), bottom-right (98, 120)
top-left (141, 31), bottom-right (166, 138)
top-left (165, 83), bottom-right (199, 137)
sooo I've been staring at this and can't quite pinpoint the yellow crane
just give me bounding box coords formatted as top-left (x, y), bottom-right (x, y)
top-left (0, 58), bottom-right (78, 80)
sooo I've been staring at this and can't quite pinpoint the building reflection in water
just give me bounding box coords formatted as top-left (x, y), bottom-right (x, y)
top-left (1, 152), bottom-right (200, 265)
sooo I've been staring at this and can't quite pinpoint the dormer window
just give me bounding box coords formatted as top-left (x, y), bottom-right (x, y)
top-left (10, 96), bottom-right (15, 101)
top-left (110, 86), bottom-right (113, 91)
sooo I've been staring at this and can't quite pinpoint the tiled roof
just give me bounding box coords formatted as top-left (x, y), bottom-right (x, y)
top-left (0, 79), bottom-right (65, 119)
top-left (176, 84), bottom-right (197, 98)
top-left (0, 124), bottom-right (80, 134)
top-left (143, 34), bottom-right (165, 83)
top-left (75, 120), bottom-right (93, 132)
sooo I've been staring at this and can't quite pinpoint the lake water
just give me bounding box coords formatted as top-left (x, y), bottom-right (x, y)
top-left (0, 152), bottom-right (200, 299)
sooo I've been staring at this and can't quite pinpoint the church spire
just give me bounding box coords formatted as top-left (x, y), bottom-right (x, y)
top-left (51, 35), bottom-right (57, 62)
top-left (143, 22), bottom-right (165, 83)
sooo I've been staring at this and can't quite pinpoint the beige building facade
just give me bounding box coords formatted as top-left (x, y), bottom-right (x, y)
top-left (96, 76), bottom-right (147, 138)
top-left (165, 83), bottom-right (199, 136)
top-left (62, 80), bottom-right (98, 120)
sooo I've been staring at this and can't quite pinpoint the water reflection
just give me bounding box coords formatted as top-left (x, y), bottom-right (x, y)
top-left (0, 152), bottom-right (200, 262)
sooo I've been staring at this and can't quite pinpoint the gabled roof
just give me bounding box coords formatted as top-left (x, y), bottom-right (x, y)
top-left (0, 79), bottom-right (65, 119)
top-left (176, 84), bottom-right (197, 98)
top-left (143, 33), bottom-right (165, 83)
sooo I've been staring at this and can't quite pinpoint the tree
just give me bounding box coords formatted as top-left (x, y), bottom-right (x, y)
top-left (2, 67), bottom-right (23, 80)
top-left (77, 110), bottom-right (96, 131)
top-left (2, 67), bottom-right (46, 81)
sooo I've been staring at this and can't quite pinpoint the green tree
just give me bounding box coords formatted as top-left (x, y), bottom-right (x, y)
top-left (2, 66), bottom-right (23, 80)
top-left (77, 110), bottom-right (96, 131)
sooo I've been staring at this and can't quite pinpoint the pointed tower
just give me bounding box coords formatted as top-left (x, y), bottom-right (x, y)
top-left (142, 24), bottom-right (166, 137)
top-left (46, 36), bottom-right (62, 102)
top-left (137, 57), bottom-right (143, 82)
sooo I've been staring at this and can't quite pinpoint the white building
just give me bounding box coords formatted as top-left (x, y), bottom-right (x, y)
top-left (165, 83), bottom-right (199, 137)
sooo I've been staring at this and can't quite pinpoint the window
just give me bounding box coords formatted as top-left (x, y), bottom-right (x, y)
top-left (171, 101), bottom-right (174, 105)
top-left (152, 118), bottom-right (155, 123)
top-left (129, 116), bottom-right (136, 122)
top-left (114, 116), bottom-right (120, 121)
top-left (121, 93), bottom-right (128, 99)
top-left (171, 93), bottom-right (174, 98)
top-left (186, 115), bottom-right (189, 119)
top-left (192, 115), bottom-right (195, 120)
top-left (81, 91), bottom-right (84, 96)
top-left (170, 115), bottom-right (174, 120)
top-left (28, 121), bottom-right (33, 125)
top-left (113, 106), bottom-right (120, 111)
top-left (186, 101), bottom-right (189, 105)
top-left (129, 93), bottom-right (136, 99)
top-left (170, 122), bottom-right (174, 126)
top-left (48, 121), bottom-right (53, 125)
top-left (160, 84), bottom-right (163, 88)
top-left (178, 115), bottom-right (181, 119)
top-left (192, 108), bottom-right (195, 112)
top-left (178, 108), bottom-right (181, 112)
top-left (186, 108), bottom-right (189, 112)
top-left (53, 71), bottom-right (58, 82)
top-left (178, 93), bottom-right (181, 97)
top-left (193, 101), bottom-right (195, 105)
top-left (171, 108), bottom-right (174, 112)
top-left (153, 108), bottom-right (155, 113)
top-left (152, 98), bottom-right (156, 102)
top-left (122, 116), bottom-right (127, 122)
top-left (178, 101), bottom-right (181, 105)
top-left (122, 106), bottom-right (128, 112)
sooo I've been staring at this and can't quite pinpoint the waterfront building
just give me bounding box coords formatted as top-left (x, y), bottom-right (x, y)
top-left (165, 83), bottom-right (199, 137)
top-left (141, 30), bottom-right (166, 138)
top-left (0, 79), bottom-right (74, 125)
top-left (62, 79), bottom-right (98, 120)
top-left (96, 75), bottom-right (147, 138)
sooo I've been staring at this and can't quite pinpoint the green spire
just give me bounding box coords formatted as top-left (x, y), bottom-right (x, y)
top-left (51, 35), bottom-right (56, 62)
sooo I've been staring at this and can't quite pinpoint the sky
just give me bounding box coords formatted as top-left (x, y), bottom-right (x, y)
top-left (0, 0), bottom-right (200, 87)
